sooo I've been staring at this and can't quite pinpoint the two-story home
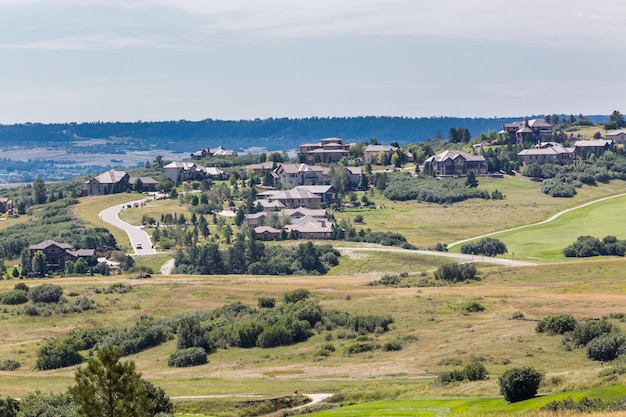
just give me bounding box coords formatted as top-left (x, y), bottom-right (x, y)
top-left (256, 185), bottom-right (338, 210)
top-left (606, 130), bottom-right (626, 144)
top-left (364, 144), bottom-right (398, 163)
top-left (29, 240), bottom-right (96, 273)
top-left (299, 138), bottom-right (350, 164)
top-left (573, 139), bottom-right (614, 159)
top-left (517, 144), bottom-right (573, 166)
top-left (84, 170), bottom-right (130, 196)
top-left (502, 118), bottom-right (553, 144)
top-left (273, 163), bottom-right (329, 186)
top-left (425, 150), bottom-right (487, 176)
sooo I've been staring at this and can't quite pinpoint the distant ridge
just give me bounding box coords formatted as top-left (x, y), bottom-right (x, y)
top-left (0, 115), bottom-right (609, 152)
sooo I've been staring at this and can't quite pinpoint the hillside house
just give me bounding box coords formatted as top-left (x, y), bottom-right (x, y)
top-left (252, 209), bottom-right (335, 240)
top-left (573, 140), bottom-right (614, 159)
top-left (29, 240), bottom-right (95, 273)
top-left (128, 176), bottom-right (158, 192)
top-left (364, 144), bottom-right (398, 163)
top-left (502, 118), bottom-right (553, 144)
top-left (425, 150), bottom-right (487, 176)
top-left (84, 170), bottom-right (130, 196)
top-left (299, 138), bottom-right (350, 164)
top-left (256, 185), bottom-right (338, 210)
top-left (607, 130), bottom-right (626, 144)
top-left (517, 143), bottom-right (573, 166)
top-left (190, 146), bottom-right (237, 160)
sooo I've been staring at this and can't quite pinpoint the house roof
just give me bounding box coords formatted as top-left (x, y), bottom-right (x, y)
top-left (254, 199), bottom-right (286, 209)
top-left (129, 176), bottom-right (158, 185)
top-left (574, 140), bottom-right (613, 147)
top-left (345, 166), bottom-right (362, 175)
top-left (254, 226), bottom-right (281, 234)
top-left (607, 130), bottom-right (626, 136)
top-left (164, 161), bottom-right (197, 170)
top-left (30, 240), bottom-right (73, 250)
top-left (68, 249), bottom-right (96, 257)
top-left (201, 166), bottom-right (225, 176)
top-left (364, 145), bottom-right (397, 153)
top-left (90, 170), bottom-right (128, 184)
top-left (426, 150), bottom-right (485, 163)
top-left (297, 185), bottom-right (335, 194)
top-left (517, 145), bottom-right (573, 156)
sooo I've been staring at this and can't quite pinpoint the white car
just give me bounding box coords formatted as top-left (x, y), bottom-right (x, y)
top-left (136, 243), bottom-right (143, 249)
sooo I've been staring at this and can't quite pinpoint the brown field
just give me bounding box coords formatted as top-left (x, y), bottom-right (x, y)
top-left (2, 258), bottom-right (626, 400)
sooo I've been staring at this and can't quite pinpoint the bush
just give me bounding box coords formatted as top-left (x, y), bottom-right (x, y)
top-left (168, 347), bottom-right (208, 367)
top-left (438, 362), bottom-right (488, 384)
top-left (29, 284), bottom-right (63, 303)
top-left (499, 367), bottom-right (542, 402)
top-left (382, 340), bottom-right (403, 351)
top-left (283, 288), bottom-right (310, 304)
top-left (434, 263), bottom-right (477, 283)
top-left (536, 314), bottom-right (577, 335)
top-left (460, 238), bottom-right (507, 257)
top-left (1, 289), bottom-right (28, 305)
top-left (462, 301), bottom-right (485, 313)
top-left (35, 338), bottom-right (83, 370)
top-left (0, 359), bottom-right (20, 371)
top-left (586, 332), bottom-right (626, 362)
top-left (342, 341), bottom-right (379, 355)
top-left (258, 297), bottom-right (276, 308)
top-left (570, 320), bottom-right (614, 347)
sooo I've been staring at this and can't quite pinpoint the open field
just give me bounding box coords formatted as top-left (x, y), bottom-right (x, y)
top-left (454, 194), bottom-right (626, 261)
top-left (334, 177), bottom-right (626, 248)
top-left (118, 197), bottom-right (194, 227)
top-left (3, 259), bottom-right (626, 415)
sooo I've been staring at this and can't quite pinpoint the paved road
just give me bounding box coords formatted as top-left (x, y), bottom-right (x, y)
top-left (339, 247), bottom-right (535, 266)
top-left (99, 198), bottom-right (157, 255)
top-left (447, 192), bottom-right (626, 249)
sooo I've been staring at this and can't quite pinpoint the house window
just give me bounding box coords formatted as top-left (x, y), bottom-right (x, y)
top-left (49, 248), bottom-right (59, 254)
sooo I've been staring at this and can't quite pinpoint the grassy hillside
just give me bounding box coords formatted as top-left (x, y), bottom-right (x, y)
top-left (2, 259), bottom-right (626, 413)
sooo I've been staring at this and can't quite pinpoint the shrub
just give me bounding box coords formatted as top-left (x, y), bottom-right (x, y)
top-left (570, 320), bottom-right (614, 347)
top-left (168, 347), bottom-right (208, 367)
top-left (258, 297), bottom-right (276, 308)
top-left (462, 301), bottom-right (485, 313)
top-left (434, 263), bottom-right (477, 283)
top-left (586, 332), bottom-right (626, 362)
top-left (283, 288), bottom-right (310, 304)
top-left (0, 359), bottom-right (20, 371)
top-left (342, 341), bottom-right (379, 355)
top-left (460, 238), bottom-right (507, 257)
top-left (437, 362), bottom-right (487, 385)
top-left (382, 340), bottom-right (403, 351)
top-left (29, 284), bottom-right (63, 303)
top-left (536, 314), bottom-right (577, 335)
top-left (499, 367), bottom-right (542, 402)
top-left (1, 289), bottom-right (28, 305)
top-left (35, 338), bottom-right (83, 370)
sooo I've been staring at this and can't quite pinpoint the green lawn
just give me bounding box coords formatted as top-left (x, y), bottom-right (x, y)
top-left (310, 386), bottom-right (626, 417)
top-left (456, 194), bottom-right (626, 261)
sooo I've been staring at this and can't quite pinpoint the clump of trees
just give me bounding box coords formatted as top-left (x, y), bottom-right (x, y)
top-left (434, 263), bottom-right (477, 283)
top-left (437, 361), bottom-right (488, 385)
top-left (383, 173), bottom-right (490, 204)
top-left (460, 238), bottom-right (507, 257)
top-left (173, 239), bottom-right (340, 275)
top-left (536, 314), bottom-right (577, 335)
top-left (564, 235), bottom-right (626, 258)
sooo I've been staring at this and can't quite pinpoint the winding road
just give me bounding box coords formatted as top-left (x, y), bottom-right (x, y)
top-left (99, 198), bottom-right (156, 255)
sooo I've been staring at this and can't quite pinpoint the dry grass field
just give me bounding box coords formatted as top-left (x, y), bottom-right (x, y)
top-left (2, 258), bottom-right (626, 404)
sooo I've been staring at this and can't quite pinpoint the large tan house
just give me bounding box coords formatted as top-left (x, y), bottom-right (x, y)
top-left (299, 138), bottom-right (350, 164)
top-left (501, 118), bottom-right (553, 144)
top-left (425, 150), bottom-right (487, 176)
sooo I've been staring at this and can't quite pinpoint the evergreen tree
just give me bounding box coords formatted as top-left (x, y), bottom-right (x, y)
top-left (33, 251), bottom-right (47, 277)
top-left (69, 346), bottom-right (151, 417)
top-left (34, 178), bottom-right (47, 205)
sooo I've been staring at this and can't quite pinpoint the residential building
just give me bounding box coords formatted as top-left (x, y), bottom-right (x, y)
top-left (299, 138), bottom-right (350, 164)
top-left (273, 163), bottom-right (329, 186)
top-left (251, 208), bottom-right (335, 240)
top-left (606, 130), bottom-right (626, 144)
top-left (29, 240), bottom-right (96, 273)
top-left (84, 170), bottom-right (130, 196)
top-left (190, 146), bottom-right (237, 160)
top-left (163, 162), bottom-right (202, 185)
top-left (425, 150), bottom-right (488, 176)
top-left (256, 185), bottom-right (338, 209)
top-left (574, 140), bottom-right (614, 159)
top-left (517, 143), bottom-right (574, 166)
top-left (502, 118), bottom-right (553, 144)
top-left (128, 176), bottom-right (158, 192)
top-left (364, 144), bottom-right (398, 163)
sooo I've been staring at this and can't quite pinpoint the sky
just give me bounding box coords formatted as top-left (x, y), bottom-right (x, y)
top-left (1, 0), bottom-right (625, 124)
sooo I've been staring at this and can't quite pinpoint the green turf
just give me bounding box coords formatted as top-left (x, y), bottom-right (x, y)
top-left (452, 194), bottom-right (626, 261)
top-left (310, 385), bottom-right (626, 416)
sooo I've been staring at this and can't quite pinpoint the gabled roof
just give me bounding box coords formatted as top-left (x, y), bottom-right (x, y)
top-left (364, 145), bottom-right (398, 153)
top-left (30, 240), bottom-right (73, 250)
top-left (517, 145), bottom-right (573, 156)
top-left (254, 226), bottom-right (281, 234)
top-left (574, 140), bottom-right (613, 147)
top-left (426, 150), bottom-right (485, 163)
top-left (345, 166), bottom-right (362, 175)
top-left (90, 170), bottom-right (128, 184)
top-left (607, 130), bottom-right (626, 136)
top-left (129, 176), bottom-right (158, 185)
top-left (67, 249), bottom-right (96, 257)
top-left (164, 161), bottom-right (197, 170)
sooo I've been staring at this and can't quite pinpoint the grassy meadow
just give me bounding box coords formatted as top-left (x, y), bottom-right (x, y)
top-left (3, 259), bottom-right (626, 415)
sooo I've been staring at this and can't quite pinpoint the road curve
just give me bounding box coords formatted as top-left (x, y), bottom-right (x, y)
top-left (99, 198), bottom-right (156, 255)
top-left (447, 192), bottom-right (626, 249)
